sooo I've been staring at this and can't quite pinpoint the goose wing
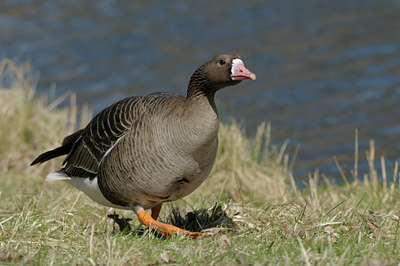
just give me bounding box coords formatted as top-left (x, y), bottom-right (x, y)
top-left (62, 96), bottom-right (144, 178)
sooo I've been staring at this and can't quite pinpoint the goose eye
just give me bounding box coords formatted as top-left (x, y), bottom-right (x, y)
top-left (219, 59), bottom-right (226, 65)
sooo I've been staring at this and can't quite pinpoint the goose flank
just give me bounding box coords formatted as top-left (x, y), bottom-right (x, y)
top-left (31, 54), bottom-right (256, 237)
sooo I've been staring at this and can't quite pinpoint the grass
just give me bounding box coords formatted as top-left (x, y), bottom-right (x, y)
top-left (0, 58), bottom-right (399, 265)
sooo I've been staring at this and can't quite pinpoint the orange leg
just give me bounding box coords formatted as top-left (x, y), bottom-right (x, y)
top-left (136, 209), bottom-right (209, 238)
top-left (151, 203), bottom-right (162, 220)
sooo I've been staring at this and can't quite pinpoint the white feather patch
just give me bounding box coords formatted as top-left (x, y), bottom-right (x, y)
top-left (45, 171), bottom-right (128, 209)
top-left (232, 58), bottom-right (244, 65)
top-left (231, 58), bottom-right (244, 74)
top-left (46, 171), bottom-right (71, 181)
top-left (231, 58), bottom-right (244, 75)
top-left (68, 177), bottom-right (129, 210)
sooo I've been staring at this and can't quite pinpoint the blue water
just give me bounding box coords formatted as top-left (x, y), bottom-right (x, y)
top-left (1, 0), bottom-right (400, 180)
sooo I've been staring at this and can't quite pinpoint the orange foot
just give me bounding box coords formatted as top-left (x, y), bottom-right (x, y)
top-left (137, 210), bottom-right (209, 238)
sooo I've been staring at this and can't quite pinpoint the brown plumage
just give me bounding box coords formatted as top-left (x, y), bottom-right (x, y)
top-left (31, 54), bottom-right (256, 237)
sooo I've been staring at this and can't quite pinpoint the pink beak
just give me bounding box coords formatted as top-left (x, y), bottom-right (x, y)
top-left (231, 59), bottom-right (256, 81)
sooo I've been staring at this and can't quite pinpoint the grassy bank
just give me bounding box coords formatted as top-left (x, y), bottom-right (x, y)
top-left (0, 58), bottom-right (399, 265)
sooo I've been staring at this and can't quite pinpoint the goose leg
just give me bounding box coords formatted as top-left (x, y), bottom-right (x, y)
top-left (151, 203), bottom-right (162, 220)
top-left (132, 204), bottom-right (209, 238)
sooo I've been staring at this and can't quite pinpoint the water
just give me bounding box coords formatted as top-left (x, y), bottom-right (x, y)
top-left (1, 0), bottom-right (400, 180)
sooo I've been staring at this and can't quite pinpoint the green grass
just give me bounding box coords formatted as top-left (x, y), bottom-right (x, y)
top-left (0, 58), bottom-right (399, 265)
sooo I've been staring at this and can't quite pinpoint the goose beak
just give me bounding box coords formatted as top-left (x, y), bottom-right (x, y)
top-left (231, 59), bottom-right (256, 81)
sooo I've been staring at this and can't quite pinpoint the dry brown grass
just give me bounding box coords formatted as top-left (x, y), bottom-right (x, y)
top-left (198, 121), bottom-right (295, 201)
top-left (0, 58), bottom-right (91, 177)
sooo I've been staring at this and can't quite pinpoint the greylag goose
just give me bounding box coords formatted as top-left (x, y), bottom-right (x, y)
top-left (31, 54), bottom-right (256, 237)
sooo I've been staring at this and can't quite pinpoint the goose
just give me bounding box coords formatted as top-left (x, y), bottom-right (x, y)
top-left (31, 54), bottom-right (256, 237)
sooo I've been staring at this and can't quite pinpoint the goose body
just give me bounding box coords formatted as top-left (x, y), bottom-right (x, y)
top-left (54, 92), bottom-right (219, 210)
top-left (32, 54), bottom-right (256, 237)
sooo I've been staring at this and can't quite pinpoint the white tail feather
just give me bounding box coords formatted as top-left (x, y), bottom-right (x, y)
top-left (45, 171), bottom-right (71, 181)
top-left (45, 171), bottom-right (128, 210)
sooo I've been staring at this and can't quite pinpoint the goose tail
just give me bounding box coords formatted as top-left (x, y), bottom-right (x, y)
top-left (45, 170), bottom-right (71, 182)
top-left (30, 143), bottom-right (73, 166)
top-left (31, 129), bottom-right (84, 166)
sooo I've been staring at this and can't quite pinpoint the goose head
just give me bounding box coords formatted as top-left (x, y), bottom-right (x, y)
top-left (188, 54), bottom-right (256, 98)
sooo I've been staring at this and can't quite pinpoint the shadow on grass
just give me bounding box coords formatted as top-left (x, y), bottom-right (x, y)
top-left (107, 203), bottom-right (235, 238)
